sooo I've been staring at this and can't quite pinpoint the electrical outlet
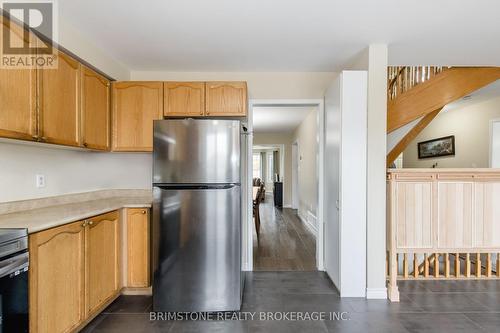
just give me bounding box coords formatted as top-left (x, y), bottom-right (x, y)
top-left (35, 174), bottom-right (46, 188)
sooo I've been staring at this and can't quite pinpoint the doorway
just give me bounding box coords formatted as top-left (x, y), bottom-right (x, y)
top-left (291, 142), bottom-right (299, 209)
top-left (490, 119), bottom-right (500, 167)
top-left (244, 99), bottom-right (325, 272)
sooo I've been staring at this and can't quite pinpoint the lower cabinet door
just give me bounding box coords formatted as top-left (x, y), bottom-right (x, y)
top-left (29, 221), bottom-right (86, 333)
top-left (127, 208), bottom-right (150, 287)
top-left (86, 211), bottom-right (120, 314)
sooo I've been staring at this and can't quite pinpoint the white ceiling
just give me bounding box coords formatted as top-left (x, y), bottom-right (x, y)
top-left (444, 79), bottom-right (500, 112)
top-left (253, 106), bottom-right (315, 133)
top-left (59, 0), bottom-right (500, 71)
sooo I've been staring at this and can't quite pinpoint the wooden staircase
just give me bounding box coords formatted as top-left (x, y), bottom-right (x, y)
top-left (386, 66), bottom-right (500, 164)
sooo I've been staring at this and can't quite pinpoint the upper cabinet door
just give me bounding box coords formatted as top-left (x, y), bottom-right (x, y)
top-left (0, 17), bottom-right (37, 141)
top-left (112, 82), bottom-right (163, 152)
top-left (81, 66), bottom-right (110, 150)
top-left (205, 81), bottom-right (247, 116)
top-left (164, 82), bottom-right (205, 117)
top-left (39, 51), bottom-right (81, 146)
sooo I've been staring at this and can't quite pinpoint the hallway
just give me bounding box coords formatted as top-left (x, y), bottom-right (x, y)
top-left (253, 194), bottom-right (316, 271)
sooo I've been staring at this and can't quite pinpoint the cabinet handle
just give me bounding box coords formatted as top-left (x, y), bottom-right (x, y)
top-left (83, 142), bottom-right (88, 148)
top-left (88, 221), bottom-right (94, 226)
top-left (82, 221), bottom-right (87, 227)
top-left (141, 210), bottom-right (146, 214)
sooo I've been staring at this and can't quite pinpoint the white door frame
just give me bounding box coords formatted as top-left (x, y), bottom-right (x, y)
top-left (489, 118), bottom-right (500, 167)
top-left (291, 141), bottom-right (299, 209)
top-left (245, 99), bottom-right (325, 271)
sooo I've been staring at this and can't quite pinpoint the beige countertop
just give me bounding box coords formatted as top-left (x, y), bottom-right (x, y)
top-left (0, 190), bottom-right (152, 233)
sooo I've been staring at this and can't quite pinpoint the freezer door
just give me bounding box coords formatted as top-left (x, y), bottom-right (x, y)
top-left (153, 119), bottom-right (240, 184)
top-left (152, 185), bottom-right (241, 312)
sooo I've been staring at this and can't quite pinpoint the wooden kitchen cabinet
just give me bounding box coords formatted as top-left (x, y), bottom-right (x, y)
top-left (126, 208), bottom-right (150, 287)
top-left (29, 211), bottom-right (122, 333)
top-left (112, 82), bottom-right (163, 151)
top-left (86, 211), bottom-right (120, 315)
top-left (39, 51), bottom-right (81, 146)
top-left (205, 81), bottom-right (247, 116)
top-left (81, 66), bottom-right (111, 150)
top-left (29, 220), bottom-right (86, 333)
top-left (0, 16), bottom-right (37, 141)
top-left (164, 82), bottom-right (205, 117)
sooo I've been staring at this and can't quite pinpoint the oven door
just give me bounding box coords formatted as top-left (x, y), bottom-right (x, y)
top-left (0, 251), bottom-right (29, 333)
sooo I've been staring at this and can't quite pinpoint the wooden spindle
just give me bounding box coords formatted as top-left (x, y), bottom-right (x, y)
top-left (466, 253), bottom-right (471, 277)
top-left (497, 253), bottom-right (500, 277)
top-left (403, 253), bottom-right (409, 278)
top-left (455, 253), bottom-right (460, 277)
top-left (396, 253), bottom-right (400, 277)
top-left (424, 254), bottom-right (429, 277)
top-left (413, 253), bottom-right (419, 278)
top-left (434, 253), bottom-right (439, 278)
top-left (444, 253), bottom-right (450, 278)
top-left (476, 253), bottom-right (481, 277)
top-left (486, 253), bottom-right (492, 277)
top-left (386, 251), bottom-right (389, 277)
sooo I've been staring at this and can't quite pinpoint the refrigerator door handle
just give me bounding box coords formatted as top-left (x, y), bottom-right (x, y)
top-left (153, 184), bottom-right (240, 190)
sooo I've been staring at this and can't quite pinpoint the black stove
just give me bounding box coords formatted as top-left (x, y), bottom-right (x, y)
top-left (0, 228), bottom-right (29, 333)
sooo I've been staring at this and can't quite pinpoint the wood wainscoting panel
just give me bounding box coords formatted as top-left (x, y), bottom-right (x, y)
top-left (474, 182), bottom-right (500, 248)
top-left (395, 182), bottom-right (433, 249)
top-left (437, 182), bottom-right (474, 249)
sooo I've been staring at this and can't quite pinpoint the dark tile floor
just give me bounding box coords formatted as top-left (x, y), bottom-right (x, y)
top-left (82, 272), bottom-right (500, 333)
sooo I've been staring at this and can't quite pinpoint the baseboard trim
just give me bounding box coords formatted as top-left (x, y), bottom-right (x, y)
top-left (122, 287), bottom-right (152, 295)
top-left (298, 211), bottom-right (317, 238)
top-left (366, 287), bottom-right (388, 299)
top-left (283, 204), bottom-right (292, 208)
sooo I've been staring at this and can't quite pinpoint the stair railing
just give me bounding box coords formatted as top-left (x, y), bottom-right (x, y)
top-left (388, 66), bottom-right (447, 101)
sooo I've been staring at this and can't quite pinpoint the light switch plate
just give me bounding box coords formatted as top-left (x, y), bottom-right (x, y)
top-left (35, 174), bottom-right (46, 188)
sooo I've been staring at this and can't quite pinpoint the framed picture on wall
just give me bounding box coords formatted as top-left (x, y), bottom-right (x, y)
top-left (418, 135), bottom-right (455, 159)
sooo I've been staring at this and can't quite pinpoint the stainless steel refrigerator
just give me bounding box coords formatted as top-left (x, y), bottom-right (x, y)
top-left (152, 118), bottom-right (242, 312)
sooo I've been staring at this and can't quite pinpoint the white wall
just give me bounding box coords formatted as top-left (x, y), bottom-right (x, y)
top-left (324, 71), bottom-right (368, 297)
top-left (403, 96), bottom-right (500, 168)
top-left (365, 45), bottom-right (388, 299)
top-left (0, 141), bottom-right (151, 202)
top-left (292, 109), bottom-right (318, 219)
top-left (387, 117), bottom-right (421, 153)
top-left (324, 74), bottom-right (342, 289)
top-left (131, 71), bottom-right (336, 99)
top-left (58, 17), bottom-right (130, 80)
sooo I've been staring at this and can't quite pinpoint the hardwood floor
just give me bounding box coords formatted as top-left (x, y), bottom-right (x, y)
top-left (253, 193), bottom-right (316, 271)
